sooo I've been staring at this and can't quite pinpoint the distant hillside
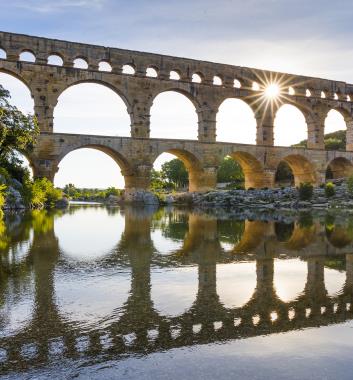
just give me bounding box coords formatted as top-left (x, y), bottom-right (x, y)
top-left (293, 130), bottom-right (346, 150)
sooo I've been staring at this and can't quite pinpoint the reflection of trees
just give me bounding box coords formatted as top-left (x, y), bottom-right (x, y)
top-left (217, 219), bottom-right (245, 245)
top-left (274, 222), bottom-right (294, 242)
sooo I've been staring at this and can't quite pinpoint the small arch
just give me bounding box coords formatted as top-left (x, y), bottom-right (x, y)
top-left (277, 154), bottom-right (317, 186)
top-left (321, 91), bottom-right (326, 99)
top-left (47, 54), bottom-right (64, 66)
top-left (169, 70), bottom-right (181, 80)
top-left (19, 50), bottom-right (36, 63)
top-left (146, 67), bottom-right (158, 78)
top-left (192, 73), bottom-right (202, 83)
top-left (98, 61), bottom-right (112, 72)
top-left (213, 76), bottom-right (222, 86)
top-left (252, 81), bottom-right (260, 91)
top-left (334, 93), bottom-right (339, 100)
top-left (73, 58), bottom-right (88, 69)
top-left (326, 157), bottom-right (353, 180)
top-left (306, 89), bottom-right (311, 97)
top-left (226, 151), bottom-right (266, 189)
top-left (0, 48), bottom-right (6, 59)
top-left (233, 79), bottom-right (241, 88)
top-left (347, 95), bottom-right (351, 102)
top-left (288, 87), bottom-right (295, 95)
top-left (122, 64), bottom-right (135, 75)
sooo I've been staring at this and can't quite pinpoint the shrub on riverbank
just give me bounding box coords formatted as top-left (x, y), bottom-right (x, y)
top-left (298, 182), bottom-right (313, 201)
top-left (325, 182), bottom-right (335, 197)
top-left (24, 177), bottom-right (63, 208)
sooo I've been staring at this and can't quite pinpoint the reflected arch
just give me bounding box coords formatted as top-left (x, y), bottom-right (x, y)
top-left (225, 151), bottom-right (267, 189)
top-left (275, 154), bottom-right (317, 186)
top-left (54, 81), bottom-right (131, 136)
top-left (54, 146), bottom-right (131, 189)
top-left (274, 104), bottom-right (308, 147)
top-left (326, 157), bottom-right (353, 180)
top-left (150, 90), bottom-right (198, 140)
top-left (216, 98), bottom-right (257, 144)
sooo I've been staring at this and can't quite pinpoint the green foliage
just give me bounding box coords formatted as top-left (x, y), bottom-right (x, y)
top-left (161, 159), bottom-right (188, 189)
top-left (325, 182), bottom-right (335, 197)
top-left (293, 129), bottom-right (346, 151)
top-left (347, 175), bottom-right (353, 195)
top-left (298, 212), bottom-right (314, 228)
top-left (298, 182), bottom-right (313, 201)
top-left (63, 183), bottom-right (122, 201)
top-left (217, 156), bottom-right (244, 183)
top-left (275, 161), bottom-right (294, 184)
top-left (0, 84), bottom-right (39, 182)
top-left (25, 178), bottom-right (62, 208)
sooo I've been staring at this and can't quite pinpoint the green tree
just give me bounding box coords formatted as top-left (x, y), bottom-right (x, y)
top-left (0, 84), bottom-right (39, 182)
top-left (217, 156), bottom-right (244, 183)
top-left (161, 159), bottom-right (188, 188)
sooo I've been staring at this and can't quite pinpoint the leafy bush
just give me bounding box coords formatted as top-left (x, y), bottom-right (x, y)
top-left (298, 182), bottom-right (313, 201)
top-left (325, 182), bottom-right (335, 197)
top-left (24, 177), bottom-right (62, 208)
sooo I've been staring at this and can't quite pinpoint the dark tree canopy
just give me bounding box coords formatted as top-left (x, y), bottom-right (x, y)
top-left (217, 156), bottom-right (244, 183)
top-left (0, 84), bottom-right (39, 181)
top-left (161, 158), bottom-right (188, 188)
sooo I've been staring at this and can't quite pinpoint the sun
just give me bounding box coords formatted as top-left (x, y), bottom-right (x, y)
top-left (265, 83), bottom-right (280, 99)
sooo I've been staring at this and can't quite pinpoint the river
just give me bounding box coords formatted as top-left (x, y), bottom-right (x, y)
top-left (1, 205), bottom-right (353, 379)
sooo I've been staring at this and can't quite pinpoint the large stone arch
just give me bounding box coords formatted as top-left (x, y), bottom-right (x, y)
top-left (215, 97), bottom-right (257, 144)
top-left (224, 150), bottom-right (267, 189)
top-left (54, 144), bottom-right (133, 187)
top-left (0, 67), bottom-right (34, 97)
top-left (275, 154), bottom-right (317, 186)
top-left (152, 147), bottom-right (214, 192)
top-left (149, 88), bottom-right (200, 140)
top-left (326, 157), bottom-right (353, 179)
top-left (53, 79), bottom-right (133, 136)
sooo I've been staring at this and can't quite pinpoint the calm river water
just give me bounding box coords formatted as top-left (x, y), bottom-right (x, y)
top-left (1, 205), bottom-right (353, 379)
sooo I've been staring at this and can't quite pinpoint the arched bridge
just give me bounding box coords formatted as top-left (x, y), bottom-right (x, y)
top-left (1, 31), bottom-right (353, 192)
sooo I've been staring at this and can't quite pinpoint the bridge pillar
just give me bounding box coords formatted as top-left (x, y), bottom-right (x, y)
top-left (346, 118), bottom-right (353, 151)
top-left (123, 164), bottom-right (151, 195)
top-left (307, 115), bottom-right (325, 150)
top-left (33, 92), bottom-right (57, 133)
top-left (32, 158), bottom-right (59, 181)
top-left (129, 94), bottom-right (151, 138)
top-left (255, 107), bottom-right (275, 146)
top-left (189, 167), bottom-right (217, 192)
top-left (304, 257), bottom-right (327, 302)
top-left (197, 107), bottom-right (217, 143)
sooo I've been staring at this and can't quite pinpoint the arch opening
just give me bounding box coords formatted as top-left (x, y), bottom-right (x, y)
top-left (216, 98), bottom-right (257, 144)
top-left (233, 79), bottom-right (241, 88)
top-left (274, 104), bottom-right (308, 147)
top-left (152, 150), bottom-right (204, 192)
top-left (213, 76), bottom-right (222, 86)
top-left (326, 157), bottom-right (353, 180)
top-left (150, 90), bottom-right (198, 140)
top-left (216, 155), bottom-right (244, 190)
top-left (122, 64), bottom-right (135, 75)
top-left (47, 54), bottom-right (63, 66)
top-left (192, 73), bottom-right (202, 83)
top-left (0, 48), bottom-right (6, 59)
top-left (98, 61), bottom-right (112, 72)
top-left (324, 109), bottom-right (347, 151)
top-left (223, 152), bottom-right (265, 189)
top-left (169, 70), bottom-right (180, 80)
top-left (275, 161), bottom-right (294, 187)
top-left (73, 58), bottom-right (88, 69)
top-left (54, 82), bottom-right (130, 136)
top-left (19, 51), bottom-right (35, 62)
top-left (146, 67), bottom-right (158, 78)
top-left (55, 147), bottom-right (127, 191)
top-left (277, 155), bottom-right (316, 186)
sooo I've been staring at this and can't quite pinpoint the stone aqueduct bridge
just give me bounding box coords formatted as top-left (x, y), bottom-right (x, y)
top-left (2, 31), bottom-right (353, 191)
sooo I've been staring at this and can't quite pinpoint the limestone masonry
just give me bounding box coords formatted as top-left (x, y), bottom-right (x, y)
top-left (1, 31), bottom-right (353, 193)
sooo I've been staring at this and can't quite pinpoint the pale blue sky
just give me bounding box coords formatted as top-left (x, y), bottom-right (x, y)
top-left (0, 1), bottom-right (350, 188)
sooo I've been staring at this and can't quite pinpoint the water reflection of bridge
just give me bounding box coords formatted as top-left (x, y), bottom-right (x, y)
top-left (0, 208), bottom-right (353, 374)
